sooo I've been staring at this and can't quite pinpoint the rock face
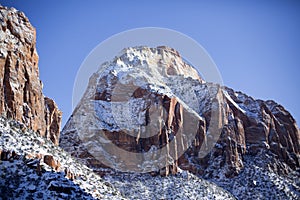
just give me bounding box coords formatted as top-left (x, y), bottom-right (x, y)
top-left (202, 89), bottom-right (300, 178)
top-left (0, 6), bottom-right (62, 144)
top-left (44, 97), bottom-right (62, 145)
top-left (61, 46), bottom-right (300, 179)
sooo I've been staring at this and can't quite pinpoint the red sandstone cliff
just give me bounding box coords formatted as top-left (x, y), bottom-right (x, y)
top-left (0, 6), bottom-right (62, 145)
top-left (60, 46), bottom-right (299, 177)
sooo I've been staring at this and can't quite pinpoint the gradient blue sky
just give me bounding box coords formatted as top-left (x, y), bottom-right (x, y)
top-left (1, 0), bottom-right (300, 126)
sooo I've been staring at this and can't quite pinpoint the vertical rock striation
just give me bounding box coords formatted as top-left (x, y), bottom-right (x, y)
top-left (0, 6), bottom-right (62, 145)
top-left (61, 46), bottom-right (300, 178)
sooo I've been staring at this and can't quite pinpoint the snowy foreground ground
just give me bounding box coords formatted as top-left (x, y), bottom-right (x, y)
top-left (0, 117), bottom-right (235, 199)
top-left (105, 171), bottom-right (235, 199)
top-left (1, 117), bottom-right (299, 199)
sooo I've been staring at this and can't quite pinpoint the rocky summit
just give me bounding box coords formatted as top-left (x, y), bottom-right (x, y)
top-left (0, 4), bottom-right (299, 200)
top-left (61, 46), bottom-right (300, 199)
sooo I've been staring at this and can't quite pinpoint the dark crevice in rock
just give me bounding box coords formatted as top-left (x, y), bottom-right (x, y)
top-left (3, 53), bottom-right (13, 119)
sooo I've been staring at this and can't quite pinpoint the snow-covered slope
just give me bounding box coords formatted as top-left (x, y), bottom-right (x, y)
top-left (204, 150), bottom-right (300, 199)
top-left (0, 117), bottom-right (124, 199)
top-left (0, 116), bottom-right (236, 199)
top-left (105, 170), bottom-right (235, 200)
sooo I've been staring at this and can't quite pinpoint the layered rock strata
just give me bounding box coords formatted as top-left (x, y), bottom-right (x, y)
top-left (61, 46), bottom-right (300, 177)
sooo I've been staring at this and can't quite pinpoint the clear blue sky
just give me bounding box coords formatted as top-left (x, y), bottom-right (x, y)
top-left (1, 0), bottom-right (300, 127)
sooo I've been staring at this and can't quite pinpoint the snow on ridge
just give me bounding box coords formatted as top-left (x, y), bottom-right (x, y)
top-left (82, 46), bottom-right (210, 132)
top-left (72, 45), bottom-right (227, 135)
top-left (222, 90), bottom-right (246, 114)
top-left (98, 46), bottom-right (203, 83)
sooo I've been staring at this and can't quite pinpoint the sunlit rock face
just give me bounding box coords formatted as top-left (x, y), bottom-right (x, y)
top-left (61, 45), bottom-right (299, 178)
top-left (0, 6), bottom-right (61, 145)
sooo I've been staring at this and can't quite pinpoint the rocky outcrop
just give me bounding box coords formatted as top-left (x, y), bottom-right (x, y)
top-left (44, 97), bottom-right (62, 145)
top-left (190, 88), bottom-right (300, 178)
top-left (0, 6), bottom-right (61, 144)
top-left (61, 46), bottom-right (209, 175)
top-left (61, 46), bottom-right (300, 179)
